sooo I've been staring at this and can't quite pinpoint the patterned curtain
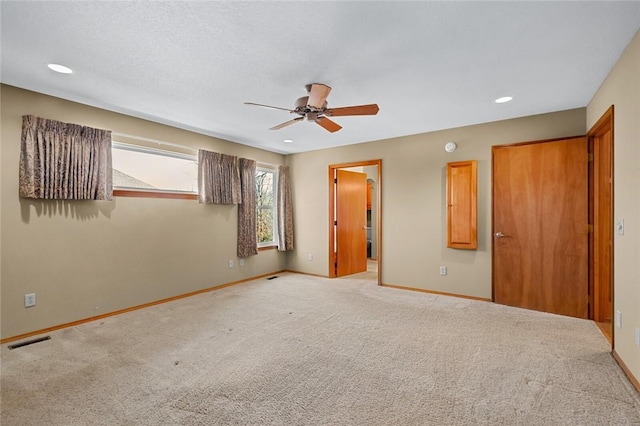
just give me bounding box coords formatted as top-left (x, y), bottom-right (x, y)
top-left (277, 165), bottom-right (294, 251)
top-left (19, 115), bottom-right (113, 200)
top-left (237, 158), bottom-right (258, 258)
top-left (198, 150), bottom-right (241, 204)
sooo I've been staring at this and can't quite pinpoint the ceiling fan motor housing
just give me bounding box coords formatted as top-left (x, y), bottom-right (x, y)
top-left (295, 96), bottom-right (327, 118)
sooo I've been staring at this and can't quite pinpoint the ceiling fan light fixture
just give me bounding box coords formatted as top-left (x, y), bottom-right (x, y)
top-left (47, 63), bottom-right (73, 74)
top-left (495, 96), bottom-right (513, 104)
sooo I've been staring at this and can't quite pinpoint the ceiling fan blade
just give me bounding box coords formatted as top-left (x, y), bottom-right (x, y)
top-left (325, 104), bottom-right (379, 117)
top-left (269, 117), bottom-right (304, 130)
top-left (307, 83), bottom-right (332, 108)
top-left (316, 117), bottom-right (342, 133)
top-left (245, 102), bottom-right (295, 113)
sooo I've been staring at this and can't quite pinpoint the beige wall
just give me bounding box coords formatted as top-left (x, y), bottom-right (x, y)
top-left (287, 108), bottom-right (586, 298)
top-left (0, 85), bottom-right (287, 339)
top-left (587, 31), bottom-right (640, 384)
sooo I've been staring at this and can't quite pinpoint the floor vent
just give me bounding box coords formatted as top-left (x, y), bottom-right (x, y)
top-left (8, 335), bottom-right (51, 350)
top-left (266, 276), bottom-right (279, 280)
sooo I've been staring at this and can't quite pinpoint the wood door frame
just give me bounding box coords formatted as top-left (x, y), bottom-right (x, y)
top-left (329, 159), bottom-right (382, 284)
top-left (587, 105), bottom-right (614, 346)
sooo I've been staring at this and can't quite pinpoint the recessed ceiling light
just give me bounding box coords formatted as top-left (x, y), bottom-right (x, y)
top-left (47, 63), bottom-right (73, 74)
top-left (495, 96), bottom-right (513, 104)
top-left (283, 139), bottom-right (294, 143)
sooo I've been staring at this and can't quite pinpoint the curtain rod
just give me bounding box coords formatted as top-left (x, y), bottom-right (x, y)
top-left (112, 131), bottom-right (280, 169)
top-left (112, 132), bottom-right (197, 153)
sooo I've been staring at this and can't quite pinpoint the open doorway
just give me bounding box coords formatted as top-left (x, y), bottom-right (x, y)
top-left (328, 160), bottom-right (382, 284)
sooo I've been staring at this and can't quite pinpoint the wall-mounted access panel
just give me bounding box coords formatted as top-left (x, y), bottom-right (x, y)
top-left (447, 160), bottom-right (477, 250)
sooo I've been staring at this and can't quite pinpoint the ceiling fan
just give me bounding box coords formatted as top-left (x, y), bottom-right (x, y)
top-left (245, 83), bottom-right (379, 133)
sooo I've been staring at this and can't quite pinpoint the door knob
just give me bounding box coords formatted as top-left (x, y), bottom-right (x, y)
top-left (494, 231), bottom-right (507, 238)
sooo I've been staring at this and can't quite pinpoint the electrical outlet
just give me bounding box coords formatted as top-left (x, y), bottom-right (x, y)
top-left (635, 327), bottom-right (640, 347)
top-left (239, 259), bottom-right (245, 266)
top-left (308, 254), bottom-right (313, 261)
top-left (439, 266), bottom-right (447, 276)
top-left (25, 293), bottom-right (36, 308)
top-left (228, 260), bottom-right (234, 269)
top-left (615, 310), bottom-right (622, 328)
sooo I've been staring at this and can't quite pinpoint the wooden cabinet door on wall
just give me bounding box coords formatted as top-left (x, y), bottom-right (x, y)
top-left (447, 160), bottom-right (477, 249)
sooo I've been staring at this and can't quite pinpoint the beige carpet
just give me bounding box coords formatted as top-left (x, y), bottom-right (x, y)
top-left (2, 272), bottom-right (639, 425)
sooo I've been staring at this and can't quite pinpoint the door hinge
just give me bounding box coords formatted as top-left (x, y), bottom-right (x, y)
top-left (334, 220), bottom-right (337, 226)
top-left (588, 224), bottom-right (594, 233)
top-left (588, 153), bottom-right (594, 162)
top-left (334, 178), bottom-right (337, 183)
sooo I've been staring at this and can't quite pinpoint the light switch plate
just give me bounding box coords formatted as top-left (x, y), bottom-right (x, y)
top-left (616, 219), bottom-right (624, 236)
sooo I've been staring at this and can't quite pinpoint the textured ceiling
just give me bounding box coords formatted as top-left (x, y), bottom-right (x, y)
top-left (2, 1), bottom-right (639, 154)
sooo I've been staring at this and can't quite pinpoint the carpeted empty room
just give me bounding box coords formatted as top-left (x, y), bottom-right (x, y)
top-left (2, 273), bottom-right (639, 425)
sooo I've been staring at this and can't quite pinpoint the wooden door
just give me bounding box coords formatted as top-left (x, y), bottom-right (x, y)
top-left (493, 137), bottom-right (588, 318)
top-left (336, 170), bottom-right (367, 276)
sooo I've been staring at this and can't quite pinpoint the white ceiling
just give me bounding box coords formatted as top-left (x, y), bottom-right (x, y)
top-left (2, 1), bottom-right (639, 154)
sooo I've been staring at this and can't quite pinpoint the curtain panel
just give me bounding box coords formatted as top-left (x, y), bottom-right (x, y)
top-left (237, 158), bottom-right (258, 258)
top-left (277, 165), bottom-right (294, 251)
top-left (198, 150), bottom-right (241, 204)
top-left (19, 115), bottom-right (113, 200)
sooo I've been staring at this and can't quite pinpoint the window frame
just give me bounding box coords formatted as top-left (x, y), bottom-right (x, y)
top-left (112, 142), bottom-right (199, 200)
top-left (256, 165), bottom-right (278, 248)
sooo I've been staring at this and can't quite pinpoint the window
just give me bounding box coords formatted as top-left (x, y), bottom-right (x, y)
top-left (112, 143), bottom-right (281, 248)
top-left (112, 143), bottom-right (198, 198)
top-left (256, 167), bottom-right (277, 246)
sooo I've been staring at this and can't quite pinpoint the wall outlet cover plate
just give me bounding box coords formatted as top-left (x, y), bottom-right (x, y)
top-left (25, 293), bottom-right (36, 307)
